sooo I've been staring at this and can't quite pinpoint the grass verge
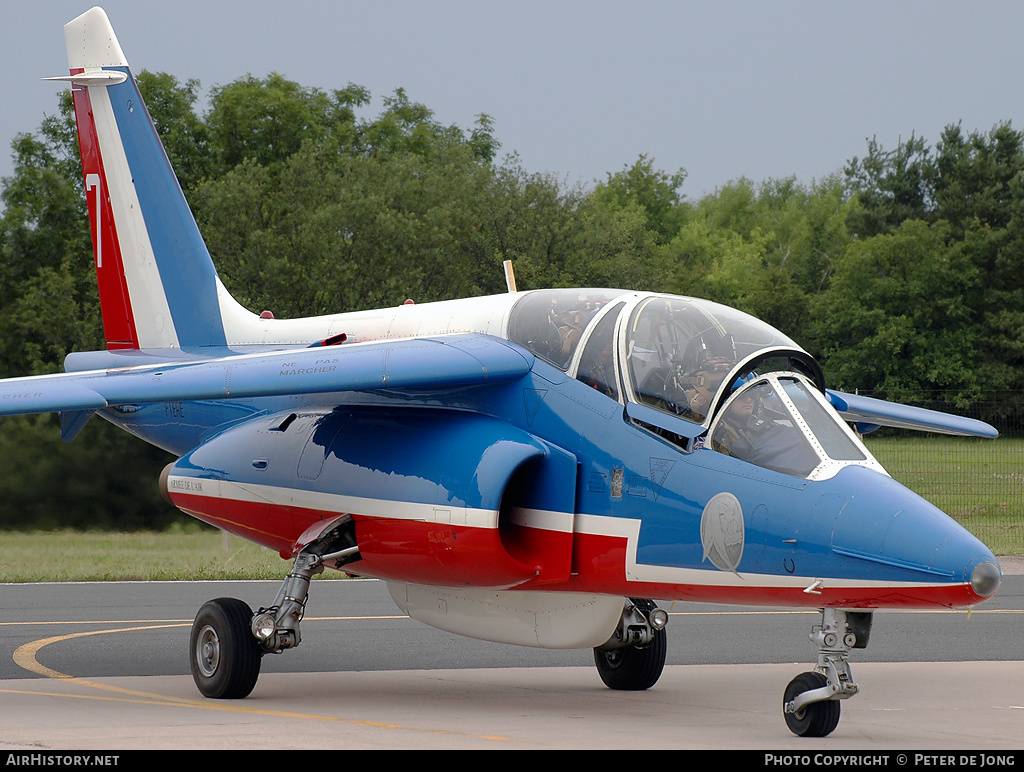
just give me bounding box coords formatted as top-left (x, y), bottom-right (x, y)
top-left (0, 524), bottom-right (342, 583)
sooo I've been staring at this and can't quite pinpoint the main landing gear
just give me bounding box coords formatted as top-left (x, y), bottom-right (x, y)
top-left (189, 521), bottom-right (359, 699)
top-left (782, 608), bottom-right (872, 737)
top-left (593, 598), bottom-right (669, 691)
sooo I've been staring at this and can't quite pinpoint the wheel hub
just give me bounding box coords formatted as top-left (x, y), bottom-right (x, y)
top-left (195, 624), bottom-right (220, 677)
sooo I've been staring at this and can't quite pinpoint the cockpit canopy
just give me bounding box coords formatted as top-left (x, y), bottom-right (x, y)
top-left (507, 289), bottom-right (628, 370)
top-left (622, 295), bottom-right (822, 425)
top-left (508, 289), bottom-right (880, 481)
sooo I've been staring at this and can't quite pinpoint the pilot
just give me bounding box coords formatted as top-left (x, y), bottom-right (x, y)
top-left (677, 357), bottom-right (734, 422)
top-left (711, 389), bottom-right (764, 460)
top-left (711, 383), bottom-right (821, 477)
top-left (640, 356), bottom-right (735, 423)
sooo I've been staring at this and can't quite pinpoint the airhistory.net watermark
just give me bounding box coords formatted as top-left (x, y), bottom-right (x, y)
top-left (6, 756), bottom-right (119, 767)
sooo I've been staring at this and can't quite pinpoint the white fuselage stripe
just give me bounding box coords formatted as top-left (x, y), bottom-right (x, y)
top-left (167, 475), bottom-right (500, 528)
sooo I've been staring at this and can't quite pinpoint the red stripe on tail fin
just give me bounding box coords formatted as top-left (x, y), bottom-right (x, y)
top-left (71, 78), bottom-right (139, 349)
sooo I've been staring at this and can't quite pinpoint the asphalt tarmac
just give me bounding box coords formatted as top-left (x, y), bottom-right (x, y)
top-left (0, 563), bottom-right (1021, 751)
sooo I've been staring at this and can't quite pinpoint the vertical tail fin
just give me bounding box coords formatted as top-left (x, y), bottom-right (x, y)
top-left (48, 7), bottom-right (257, 350)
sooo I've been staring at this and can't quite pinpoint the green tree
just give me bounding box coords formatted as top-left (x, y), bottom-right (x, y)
top-left (812, 219), bottom-right (982, 403)
top-left (196, 132), bottom-right (500, 317)
top-left (833, 123), bottom-right (1024, 402)
top-left (932, 122), bottom-right (1024, 237)
top-left (205, 73), bottom-right (369, 172)
top-left (0, 72), bottom-right (218, 530)
top-left (0, 131), bottom-right (96, 375)
top-left (591, 154), bottom-right (688, 243)
top-left (660, 176), bottom-right (854, 347)
top-left (844, 133), bottom-right (933, 237)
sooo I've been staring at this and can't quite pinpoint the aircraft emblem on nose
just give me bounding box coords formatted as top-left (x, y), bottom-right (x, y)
top-left (701, 492), bottom-right (745, 573)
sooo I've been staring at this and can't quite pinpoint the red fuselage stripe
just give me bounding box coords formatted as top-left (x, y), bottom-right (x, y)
top-left (170, 491), bottom-right (982, 610)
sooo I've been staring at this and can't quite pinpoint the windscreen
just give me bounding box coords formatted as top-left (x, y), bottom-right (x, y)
top-left (710, 376), bottom-right (869, 479)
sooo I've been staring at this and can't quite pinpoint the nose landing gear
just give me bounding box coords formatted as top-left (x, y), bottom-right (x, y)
top-left (783, 608), bottom-right (872, 737)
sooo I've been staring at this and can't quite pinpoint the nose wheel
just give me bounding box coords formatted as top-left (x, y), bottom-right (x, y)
top-left (783, 671), bottom-right (841, 737)
top-left (782, 608), bottom-right (871, 737)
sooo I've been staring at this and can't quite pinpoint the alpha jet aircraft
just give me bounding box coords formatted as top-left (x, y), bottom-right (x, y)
top-left (1, 7), bottom-right (1002, 738)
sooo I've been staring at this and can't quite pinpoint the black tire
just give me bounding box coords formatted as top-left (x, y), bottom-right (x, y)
top-left (783, 671), bottom-right (841, 737)
top-left (593, 627), bottom-right (667, 691)
top-left (189, 598), bottom-right (262, 699)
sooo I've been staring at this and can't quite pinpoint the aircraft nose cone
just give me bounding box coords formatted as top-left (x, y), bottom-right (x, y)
top-left (826, 466), bottom-right (1001, 606)
top-left (970, 559), bottom-right (1002, 598)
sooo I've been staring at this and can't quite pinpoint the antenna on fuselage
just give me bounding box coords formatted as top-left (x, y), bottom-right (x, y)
top-left (503, 260), bottom-right (517, 292)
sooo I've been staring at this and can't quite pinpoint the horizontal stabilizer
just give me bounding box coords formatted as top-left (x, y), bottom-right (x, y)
top-left (0, 334), bottom-right (533, 418)
top-left (826, 390), bottom-right (998, 438)
top-left (42, 71), bottom-right (128, 86)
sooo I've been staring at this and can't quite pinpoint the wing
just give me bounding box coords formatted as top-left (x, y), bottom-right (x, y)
top-left (826, 389), bottom-right (998, 438)
top-left (0, 334), bottom-right (533, 417)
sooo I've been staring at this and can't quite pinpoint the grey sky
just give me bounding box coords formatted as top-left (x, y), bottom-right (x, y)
top-left (4, 1), bottom-right (1024, 200)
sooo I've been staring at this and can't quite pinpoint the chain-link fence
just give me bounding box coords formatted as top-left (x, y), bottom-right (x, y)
top-left (856, 394), bottom-right (1024, 557)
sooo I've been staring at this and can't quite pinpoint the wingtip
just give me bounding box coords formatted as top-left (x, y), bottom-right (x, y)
top-left (827, 389), bottom-right (1000, 439)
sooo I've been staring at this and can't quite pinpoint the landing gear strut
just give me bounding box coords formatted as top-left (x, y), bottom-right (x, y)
top-left (783, 608), bottom-right (872, 737)
top-left (593, 598), bottom-right (669, 691)
top-left (188, 520), bottom-right (359, 699)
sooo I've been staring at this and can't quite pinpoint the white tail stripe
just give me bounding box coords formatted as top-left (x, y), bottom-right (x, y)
top-left (86, 82), bottom-right (178, 348)
top-left (85, 173), bottom-right (101, 268)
